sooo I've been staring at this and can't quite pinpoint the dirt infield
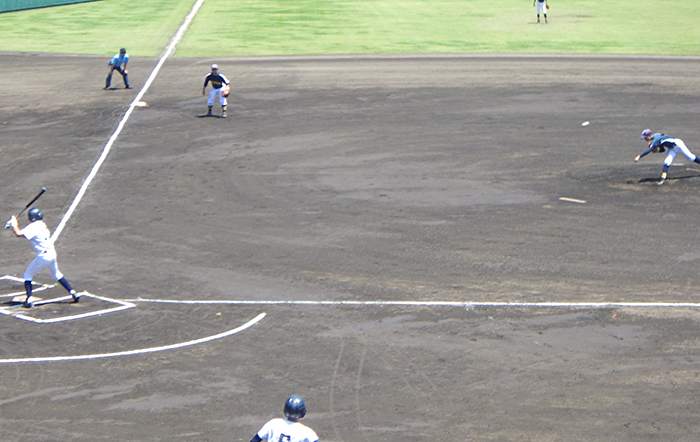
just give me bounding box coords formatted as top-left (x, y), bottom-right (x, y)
top-left (2, 53), bottom-right (700, 441)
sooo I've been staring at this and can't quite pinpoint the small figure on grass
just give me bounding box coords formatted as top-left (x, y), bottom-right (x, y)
top-left (534, 0), bottom-right (549, 23)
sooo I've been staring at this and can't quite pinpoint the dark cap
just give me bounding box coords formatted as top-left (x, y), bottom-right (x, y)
top-left (120, 48), bottom-right (126, 53)
top-left (640, 128), bottom-right (652, 139)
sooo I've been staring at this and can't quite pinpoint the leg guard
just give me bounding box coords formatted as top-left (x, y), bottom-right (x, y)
top-left (58, 277), bottom-right (73, 293)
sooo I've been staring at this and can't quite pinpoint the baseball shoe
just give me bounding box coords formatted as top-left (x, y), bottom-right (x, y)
top-left (125, 86), bottom-right (132, 89)
top-left (71, 290), bottom-right (80, 303)
top-left (23, 300), bottom-right (33, 308)
top-left (103, 87), bottom-right (110, 90)
top-left (206, 111), bottom-right (212, 117)
top-left (222, 111), bottom-right (227, 118)
top-left (657, 178), bottom-right (666, 186)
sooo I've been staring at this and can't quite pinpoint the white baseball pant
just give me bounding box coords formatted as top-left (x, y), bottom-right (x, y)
top-left (24, 250), bottom-right (63, 281)
top-left (207, 87), bottom-right (227, 107)
top-left (663, 139), bottom-right (697, 167)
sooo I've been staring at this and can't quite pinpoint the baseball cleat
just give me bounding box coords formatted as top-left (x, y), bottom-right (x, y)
top-left (23, 301), bottom-right (33, 308)
top-left (71, 290), bottom-right (80, 303)
top-left (657, 178), bottom-right (666, 186)
top-left (222, 111), bottom-right (227, 118)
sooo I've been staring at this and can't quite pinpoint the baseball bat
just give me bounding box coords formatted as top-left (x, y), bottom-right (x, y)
top-left (4, 187), bottom-right (46, 229)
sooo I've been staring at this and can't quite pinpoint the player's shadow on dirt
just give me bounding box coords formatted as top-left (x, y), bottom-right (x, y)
top-left (197, 114), bottom-right (224, 118)
top-left (637, 174), bottom-right (700, 184)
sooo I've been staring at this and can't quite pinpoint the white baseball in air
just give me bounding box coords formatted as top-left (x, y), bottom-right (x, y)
top-left (581, 121), bottom-right (590, 126)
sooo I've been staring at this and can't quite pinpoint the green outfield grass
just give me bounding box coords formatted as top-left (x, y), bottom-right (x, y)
top-left (0, 0), bottom-right (698, 56)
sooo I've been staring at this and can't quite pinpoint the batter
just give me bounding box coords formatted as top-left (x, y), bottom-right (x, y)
top-left (10, 208), bottom-right (80, 307)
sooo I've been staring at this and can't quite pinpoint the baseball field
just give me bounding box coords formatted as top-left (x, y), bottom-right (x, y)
top-left (1, 0), bottom-right (700, 56)
top-left (1, 1), bottom-right (700, 441)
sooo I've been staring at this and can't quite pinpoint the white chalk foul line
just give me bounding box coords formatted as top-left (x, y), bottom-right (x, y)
top-left (51, 0), bottom-right (207, 241)
top-left (125, 299), bottom-right (700, 308)
top-left (0, 312), bottom-right (265, 364)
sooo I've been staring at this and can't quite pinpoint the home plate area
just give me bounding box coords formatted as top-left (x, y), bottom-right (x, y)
top-left (0, 275), bottom-right (134, 323)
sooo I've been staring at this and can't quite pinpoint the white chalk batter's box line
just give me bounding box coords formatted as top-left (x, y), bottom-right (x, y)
top-left (0, 275), bottom-right (135, 324)
top-left (0, 275), bottom-right (52, 297)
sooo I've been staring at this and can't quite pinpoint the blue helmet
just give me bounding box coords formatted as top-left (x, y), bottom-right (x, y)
top-left (284, 395), bottom-right (306, 419)
top-left (28, 208), bottom-right (43, 222)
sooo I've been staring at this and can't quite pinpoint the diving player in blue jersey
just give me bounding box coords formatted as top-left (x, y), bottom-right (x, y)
top-left (635, 129), bottom-right (700, 185)
top-left (105, 48), bottom-right (131, 90)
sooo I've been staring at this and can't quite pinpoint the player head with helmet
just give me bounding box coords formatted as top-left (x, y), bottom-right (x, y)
top-left (284, 395), bottom-right (306, 421)
top-left (27, 208), bottom-right (43, 222)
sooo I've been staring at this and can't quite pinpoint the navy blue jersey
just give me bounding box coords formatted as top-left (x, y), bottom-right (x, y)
top-left (639, 133), bottom-right (675, 158)
top-left (204, 73), bottom-right (230, 89)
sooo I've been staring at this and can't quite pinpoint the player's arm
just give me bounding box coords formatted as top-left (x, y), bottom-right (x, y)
top-left (203, 77), bottom-right (210, 95)
top-left (9, 216), bottom-right (23, 238)
top-left (635, 144), bottom-right (656, 161)
top-left (250, 434), bottom-right (263, 442)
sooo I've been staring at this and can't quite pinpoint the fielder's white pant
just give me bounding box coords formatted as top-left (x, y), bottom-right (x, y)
top-left (24, 250), bottom-right (63, 281)
top-left (663, 139), bottom-right (697, 167)
top-left (536, 1), bottom-right (547, 15)
top-left (207, 87), bottom-right (227, 107)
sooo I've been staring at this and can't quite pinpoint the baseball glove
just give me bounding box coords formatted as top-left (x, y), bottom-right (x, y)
top-left (221, 86), bottom-right (230, 98)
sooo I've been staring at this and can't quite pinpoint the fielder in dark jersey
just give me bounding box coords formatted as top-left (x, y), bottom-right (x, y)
top-left (202, 64), bottom-right (230, 118)
top-left (635, 128), bottom-right (700, 185)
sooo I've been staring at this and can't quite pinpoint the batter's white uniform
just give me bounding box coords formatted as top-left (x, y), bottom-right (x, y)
top-left (256, 418), bottom-right (319, 442)
top-left (20, 221), bottom-right (64, 282)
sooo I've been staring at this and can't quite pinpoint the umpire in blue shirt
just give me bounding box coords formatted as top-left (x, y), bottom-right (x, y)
top-left (105, 48), bottom-right (131, 90)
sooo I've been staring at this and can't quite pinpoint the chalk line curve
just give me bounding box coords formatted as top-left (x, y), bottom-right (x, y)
top-left (0, 312), bottom-right (265, 364)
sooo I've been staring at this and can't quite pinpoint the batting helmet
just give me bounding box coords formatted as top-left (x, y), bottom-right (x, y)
top-left (284, 395), bottom-right (306, 419)
top-left (28, 208), bottom-right (43, 222)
